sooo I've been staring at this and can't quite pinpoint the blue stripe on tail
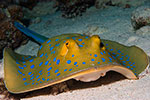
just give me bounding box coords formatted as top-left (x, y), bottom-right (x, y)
top-left (14, 21), bottom-right (48, 44)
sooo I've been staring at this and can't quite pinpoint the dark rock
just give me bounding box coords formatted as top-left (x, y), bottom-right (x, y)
top-left (131, 6), bottom-right (150, 30)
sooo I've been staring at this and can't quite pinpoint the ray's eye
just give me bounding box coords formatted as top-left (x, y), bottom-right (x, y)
top-left (66, 42), bottom-right (69, 46)
top-left (100, 42), bottom-right (104, 48)
top-left (66, 41), bottom-right (70, 48)
top-left (100, 42), bottom-right (106, 50)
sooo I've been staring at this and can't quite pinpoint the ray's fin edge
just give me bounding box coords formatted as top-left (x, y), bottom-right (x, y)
top-left (14, 21), bottom-right (48, 44)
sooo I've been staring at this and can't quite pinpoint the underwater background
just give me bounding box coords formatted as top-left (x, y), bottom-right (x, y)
top-left (0, 0), bottom-right (150, 100)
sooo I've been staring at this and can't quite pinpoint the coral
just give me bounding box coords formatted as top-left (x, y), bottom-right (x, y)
top-left (56, 0), bottom-right (95, 18)
top-left (0, 5), bottom-right (28, 59)
top-left (136, 26), bottom-right (150, 36)
top-left (94, 0), bottom-right (111, 9)
top-left (111, 0), bottom-right (147, 7)
top-left (7, 5), bottom-right (23, 20)
top-left (131, 6), bottom-right (150, 29)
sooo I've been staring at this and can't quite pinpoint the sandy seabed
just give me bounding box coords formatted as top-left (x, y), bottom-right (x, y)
top-left (0, 1), bottom-right (150, 100)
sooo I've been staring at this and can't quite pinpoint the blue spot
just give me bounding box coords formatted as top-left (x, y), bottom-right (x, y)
top-left (72, 55), bottom-right (74, 57)
top-left (67, 60), bottom-right (71, 64)
top-left (131, 68), bottom-right (133, 70)
top-left (63, 40), bottom-right (66, 43)
top-left (122, 61), bottom-right (126, 63)
top-left (29, 59), bottom-right (33, 62)
top-left (56, 59), bottom-right (60, 65)
top-left (36, 83), bottom-right (38, 85)
top-left (32, 83), bottom-right (34, 85)
top-left (100, 52), bottom-right (103, 55)
top-left (69, 69), bottom-right (72, 71)
top-left (101, 58), bottom-right (105, 62)
top-left (82, 62), bottom-right (86, 64)
top-left (91, 59), bottom-right (95, 61)
top-left (74, 62), bottom-right (77, 65)
top-left (53, 57), bottom-right (56, 62)
top-left (18, 70), bottom-right (22, 74)
top-left (45, 61), bottom-right (49, 65)
top-left (47, 79), bottom-right (50, 81)
top-left (112, 53), bottom-right (116, 55)
top-left (49, 44), bottom-right (51, 46)
top-left (51, 51), bottom-right (56, 54)
top-left (64, 69), bottom-right (67, 72)
top-left (40, 53), bottom-right (44, 57)
top-left (127, 66), bottom-right (130, 68)
top-left (82, 42), bottom-right (85, 44)
top-left (40, 81), bottom-right (42, 83)
top-left (120, 58), bottom-right (123, 60)
top-left (79, 45), bottom-right (83, 47)
top-left (37, 78), bottom-right (40, 81)
top-left (134, 73), bottom-right (137, 75)
top-left (30, 65), bottom-right (35, 69)
top-left (31, 77), bottom-right (34, 80)
top-left (47, 74), bottom-right (50, 76)
top-left (16, 61), bottom-right (19, 64)
top-left (90, 54), bottom-right (92, 56)
top-left (18, 66), bottom-right (24, 69)
top-left (50, 47), bottom-right (54, 51)
top-left (22, 74), bottom-right (25, 76)
top-left (78, 39), bottom-right (82, 41)
top-left (55, 69), bottom-right (59, 73)
top-left (56, 73), bottom-right (60, 76)
top-left (55, 39), bottom-right (59, 41)
top-left (118, 50), bottom-right (121, 53)
top-left (23, 78), bottom-right (26, 81)
top-left (39, 62), bottom-right (43, 66)
top-left (132, 62), bottom-right (135, 65)
top-left (47, 40), bottom-right (51, 43)
top-left (47, 72), bottom-right (50, 74)
top-left (66, 37), bottom-right (70, 39)
top-left (85, 36), bottom-right (88, 39)
top-left (48, 67), bottom-right (52, 71)
top-left (103, 51), bottom-right (106, 54)
top-left (28, 72), bottom-right (32, 75)
top-left (39, 45), bottom-right (43, 50)
top-left (30, 74), bottom-right (34, 77)
top-left (72, 37), bottom-right (76, 40)
top-left (108, 53), bottom-right (111, 55)
top-left (40, 73), bottom-right (42, 75)
top-left (109, 57), bottom-right (112, 60)
top-left (42, 78), bottom-right (45, 81)
top-left (36, 75), bottom-right (39, 78)
top-left (98, 62), bottom-right (100, 64)
top-left (112, 56), bottom-right (116, 59)
top-left (55, 43), bottom-right (60, 46)
top-left (45, 53), bottom-right (47, 56)
top-left (110, 49), bottom-right (113, 51)
top-left (23, 65), bottom-right (27, 67)
top-left (39, 70), bottom-right (42, 73)
top-left (129, 62), bottom-right (131, 64)
top-left (121, 53), bottom-right (124, 55)
top-left (49, 63), bottom-right (51, 66)
top-left (94, 54), bottom-right (97, 57)
top-left (106, 44), bottom-right (108, 46)
top-left (116, 54), bottom-right (119, 57)
top-left (126, 58), bottom-right (129, 61)
top-left (76, 65), bottom-right (78, 67)
top-left (24, 82), bottom-right (28, 86)
top-left (22, 61), bottom-right (26, 64)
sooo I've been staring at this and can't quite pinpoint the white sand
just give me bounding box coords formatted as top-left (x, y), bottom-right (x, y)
top-left (0, 2), bottom-right (150, 100)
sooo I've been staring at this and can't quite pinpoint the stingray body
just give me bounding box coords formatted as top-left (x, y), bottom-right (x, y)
top-left (3, 22), bottom-right (149, 93)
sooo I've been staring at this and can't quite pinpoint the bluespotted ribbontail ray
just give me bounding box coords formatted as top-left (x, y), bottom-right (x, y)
top-left (3, 22), bottom-right (149, 93)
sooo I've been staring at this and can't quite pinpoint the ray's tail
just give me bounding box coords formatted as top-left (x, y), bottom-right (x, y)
top-left (14, 21), bottom-right (48, 44)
